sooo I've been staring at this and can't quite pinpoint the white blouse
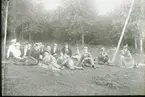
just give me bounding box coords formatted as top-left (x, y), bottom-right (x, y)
top-left (7, 44), bottom-right (21, 58)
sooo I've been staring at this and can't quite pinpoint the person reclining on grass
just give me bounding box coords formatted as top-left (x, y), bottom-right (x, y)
top-left (96, 47), bottom-right (110, 65)
top-left (6, 42), bottom-right (36, 66)
top-left (119, 44), bottom-right (135, 68)
top-left (77, 46), bottom-right (98, 68)
top-left (57, 51), bottom-right (84, 70)
top-left (38, 46), bottom-right (64, 71)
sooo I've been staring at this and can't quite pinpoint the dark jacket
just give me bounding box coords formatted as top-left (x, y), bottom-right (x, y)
top-left (61, 47), bottom-right (72, 57)
top-left (51, 46), bottom-right (59, 56)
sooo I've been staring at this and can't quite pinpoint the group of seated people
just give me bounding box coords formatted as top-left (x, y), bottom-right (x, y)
top-left (6, 38), bottom-right (136, 71)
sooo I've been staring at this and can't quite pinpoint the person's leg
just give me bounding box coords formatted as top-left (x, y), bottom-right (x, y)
top-left (25, 57), bottom-right (38, 66)
top-left (98, 56), bottom-right (105, 65)
top-left (51, 62), bottom-right (61, 69)
top-left (120, 56), bottom-right (127, 67)
top-left (13, 58), bottom-right (26, 65)
top-left (104, 57), bottom-right (110, 65)
top-left (67, 59), bottom-right (75, 70)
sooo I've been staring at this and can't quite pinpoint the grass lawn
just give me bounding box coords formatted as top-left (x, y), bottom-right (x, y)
top-left (2, 44), bottom-right (145, 95)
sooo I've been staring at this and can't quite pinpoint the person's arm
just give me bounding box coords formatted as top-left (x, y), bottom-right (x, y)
top-left (15, 56), bottom-right (23, 60)
top-left (23, 48), bottom-right (27, 57)
top-left (128, 50), bottom-right (133, 59)
top-left (84, 53), bottom-right (92, 60)
top-left (7, 46), bottom-right (11, 59)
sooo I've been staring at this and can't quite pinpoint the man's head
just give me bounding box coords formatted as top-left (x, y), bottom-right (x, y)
top-left (54, 43), bottom-right (58, 48)
top-left (83, 46), bottom-right (88, 53)
top-left (64, 43), bottom-right (68, 49)
top-left (10, 38), bottom-right (17, 43)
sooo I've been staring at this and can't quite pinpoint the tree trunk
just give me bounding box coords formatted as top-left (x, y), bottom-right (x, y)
top-left (112, 0), bottom-right (135, 63)
top-left (29, 32), bottom-right (31, 42)
top-left (3, 0), bottom-right (9, 95)
top-left (3, 0), bottom-right (9, 60)
top-left (21, 22), bottom-right (24, 42)
top-left (135, 37), bottom-right (138, 49)
top-left (81, 33), bottom-right (84, 45)
top-left (12, 0), bottom-right (16, 38)
top-left (140, 0), bottom-right (144, 53)
top-left (140, 39), bottom-right (143, 52)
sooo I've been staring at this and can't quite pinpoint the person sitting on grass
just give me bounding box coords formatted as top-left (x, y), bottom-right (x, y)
top-left (72, 45), bottom-right (81, 62)
top-left (30, 43), bottom-right (44, 64)
top-left (22, 42), bottom-right (32, 58)
top-left (57, 51), bottom-right (84, 70)
top-left (39, 43), bottom-right (45, 60)
top-left (6, 38), bottom-right (17, 59)
top-left (6, 42), bottom-right (30, 65)
top-left (77, 46), bottom-right (98, 68)
top-left (20, 42), bottom-right (38, 66)
top-left (51, 43), bottom-right (59, 59)
top-left (119, 44), bottom-right (135, 68)
top-left (38, 46), bottom-right (64, 71)
top-left (97, 47), bottom-right (110, 65)
top-left (61, 43), bottom-right (72, 57)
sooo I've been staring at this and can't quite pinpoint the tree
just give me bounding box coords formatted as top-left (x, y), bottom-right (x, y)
top-left (112, 0), bottom-right (135, 63)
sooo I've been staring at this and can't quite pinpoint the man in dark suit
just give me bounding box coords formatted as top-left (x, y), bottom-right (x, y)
top-left (51, 43), bottom-right (59, 58)
top-left (61, 43), bottom-right (72, 57)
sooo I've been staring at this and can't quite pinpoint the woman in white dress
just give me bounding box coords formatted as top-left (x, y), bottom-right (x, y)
top-left (119, 44), bottom-right (135, 68)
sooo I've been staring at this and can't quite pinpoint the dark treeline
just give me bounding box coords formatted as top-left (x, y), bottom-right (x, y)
top-left (2, 0), bottom-right (145, 48)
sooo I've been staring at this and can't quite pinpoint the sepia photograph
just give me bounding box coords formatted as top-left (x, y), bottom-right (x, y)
top-left (1, 0), bottom-right (145, 96)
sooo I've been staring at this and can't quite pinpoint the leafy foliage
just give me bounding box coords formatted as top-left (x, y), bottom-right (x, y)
top-left (2, 0), bottom-right (145, 46)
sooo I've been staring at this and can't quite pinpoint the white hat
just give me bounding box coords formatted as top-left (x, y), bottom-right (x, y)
top-left (10, 39), bottom-right (16, 43)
